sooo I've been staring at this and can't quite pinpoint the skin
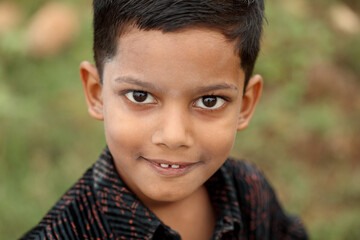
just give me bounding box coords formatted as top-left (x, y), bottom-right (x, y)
top-left (80, 26), bottom-right (262, 240)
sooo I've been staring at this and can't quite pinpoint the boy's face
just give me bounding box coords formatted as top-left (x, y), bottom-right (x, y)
top-left (80, 27), bottom-right (262, 206)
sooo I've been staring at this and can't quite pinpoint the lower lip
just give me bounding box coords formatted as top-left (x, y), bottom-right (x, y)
top-left (142, 157), bottom-right (198, 177)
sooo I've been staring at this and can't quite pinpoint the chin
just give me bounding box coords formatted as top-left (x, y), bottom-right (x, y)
top-left (143, 186), bottom-right (191, 203)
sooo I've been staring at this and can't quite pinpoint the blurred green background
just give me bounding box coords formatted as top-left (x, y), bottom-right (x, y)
top-left (0, 0), bottom-right (359, 239)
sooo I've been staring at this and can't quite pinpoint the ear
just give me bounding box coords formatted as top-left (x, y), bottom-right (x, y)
top-left (79, 61), bottom-right (104, 121)
top-left (237, 74), bottom-right (263, 131)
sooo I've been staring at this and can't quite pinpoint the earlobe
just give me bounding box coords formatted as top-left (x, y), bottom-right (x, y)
top-left (237, 74), bottom-right (263, 131)
top-left (80, 61), bottom-right (104, 121)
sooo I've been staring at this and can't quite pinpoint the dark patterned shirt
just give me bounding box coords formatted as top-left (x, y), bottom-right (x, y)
top-left (22, 147), bottom-right (308, 239)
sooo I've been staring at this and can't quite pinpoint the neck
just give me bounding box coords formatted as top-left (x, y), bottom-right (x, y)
top-left (147, 185), bottom-right (216, 240)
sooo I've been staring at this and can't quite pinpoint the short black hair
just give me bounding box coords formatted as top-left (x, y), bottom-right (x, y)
top-left (93, 0), bottom-right (265, 89)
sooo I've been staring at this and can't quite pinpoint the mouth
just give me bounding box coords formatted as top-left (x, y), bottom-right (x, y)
top-left (140, 156), bottom-right (199, 176)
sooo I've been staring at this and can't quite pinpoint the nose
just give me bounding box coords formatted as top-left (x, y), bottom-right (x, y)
top-left (152, 106), bottom-right (194, 150)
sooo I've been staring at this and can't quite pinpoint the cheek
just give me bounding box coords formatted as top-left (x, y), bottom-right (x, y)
top-left (196, 115), bottom-right (238, 160)
top-left (103, 100), bottom-right (149, 154)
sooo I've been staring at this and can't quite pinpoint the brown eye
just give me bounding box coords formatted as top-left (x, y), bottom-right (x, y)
top-left (194, 95), bottom-right (225, 110)
top-left (202, 96), bottom-right (217, 108)
top-left (133, 91), bottom-right (147, 102)
top-left (124, 90), bottom-right (155, 104)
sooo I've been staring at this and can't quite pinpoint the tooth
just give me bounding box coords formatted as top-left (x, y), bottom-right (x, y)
top-left (160, 164), bottom-right (169, 168)
top-left (171, 165), bottom-right (180, 169)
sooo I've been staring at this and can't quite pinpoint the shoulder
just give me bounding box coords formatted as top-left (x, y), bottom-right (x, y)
top-left (222, 158), bottom-right (270, 193)
top-left (222, 158), bottom-right (274, 209)
top-left (21, 167), bottom-right (111, 240)
top-left (223, 158), bottom-right (309, 239)
top-left (222, 158), bottom-right (279, 217)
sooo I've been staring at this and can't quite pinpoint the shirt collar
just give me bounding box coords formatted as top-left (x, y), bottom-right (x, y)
top-left (93, 147), bottom-right (162, 239)
top-left (205, 160), bottom-right (243, 239)
top-left (93, 147), bottom-right (242, 239)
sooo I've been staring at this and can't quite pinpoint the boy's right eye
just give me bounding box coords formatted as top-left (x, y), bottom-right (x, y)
top-left (124, 90), bottom-right (156, 104)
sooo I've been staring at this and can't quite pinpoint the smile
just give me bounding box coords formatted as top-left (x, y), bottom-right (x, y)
top-left (160, 163), bottom-right (180, 169)
top-left (141, 157), bottom-right (199, 177)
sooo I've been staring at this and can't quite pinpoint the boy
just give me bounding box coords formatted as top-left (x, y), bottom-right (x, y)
top-left (22, 0), bottom-right (308, 239)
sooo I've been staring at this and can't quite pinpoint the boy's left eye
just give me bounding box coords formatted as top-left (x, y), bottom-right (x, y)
top-left (124, 90), bottom-right (156, 104)
top-left (194, 96), bottom-right (226, 110)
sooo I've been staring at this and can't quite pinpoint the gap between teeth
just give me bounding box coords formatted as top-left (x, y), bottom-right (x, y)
top-left (160, 163), bottom-right (180, 169)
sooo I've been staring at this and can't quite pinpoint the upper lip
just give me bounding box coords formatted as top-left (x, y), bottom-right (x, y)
top-left (141, 156), bottom-right (198, 166)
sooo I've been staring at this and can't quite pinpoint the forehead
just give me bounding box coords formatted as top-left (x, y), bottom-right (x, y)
top-left (104, 26), bottom-right (244, 89)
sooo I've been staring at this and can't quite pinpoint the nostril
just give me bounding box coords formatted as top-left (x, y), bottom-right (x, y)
top-left (151, 128), bottom-right (192, 150)
top-left (151, 109), bottom-right (194, 149)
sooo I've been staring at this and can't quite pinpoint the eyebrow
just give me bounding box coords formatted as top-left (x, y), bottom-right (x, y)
top-left (196, 83), bottom-right (238, 93)
top-left (115, 76), bottom-right (160, 92)
top-left (114, 76), bottom-right (238, 93)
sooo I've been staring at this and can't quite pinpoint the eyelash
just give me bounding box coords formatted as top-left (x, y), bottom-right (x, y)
top-left (123, 90), bottom-right (156, 104)
top-left (193, 95), bottom-right (230, 110)
top-left (121, 90), bottom-right (231, 110)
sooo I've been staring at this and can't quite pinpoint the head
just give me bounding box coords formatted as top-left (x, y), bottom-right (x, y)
top-left (93, 0), bottom-right (265, 90)
top-left (80, 0), bottom-right (264, 208)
